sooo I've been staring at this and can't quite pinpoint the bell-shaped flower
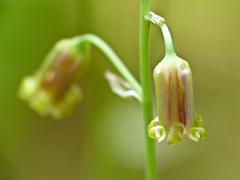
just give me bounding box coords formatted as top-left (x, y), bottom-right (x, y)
top-left (149, 55), bottom-right (206, 144)
top-left (19, 38), bottom-right (90, 119)
top-left (146, 12), bottom-right (206, 144)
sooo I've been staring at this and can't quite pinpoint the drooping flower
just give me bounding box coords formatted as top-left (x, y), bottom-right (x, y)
top-left (19, 38), bottom-right (90, 119)
top-left (146, 12), bottom-right (206, 144)
top-left (148, 54), bottom-right (206, 144)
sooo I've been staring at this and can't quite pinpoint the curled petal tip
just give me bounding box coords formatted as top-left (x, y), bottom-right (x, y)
top-left (188, 114), bottom-right (206, 142)
top-left (148, 117), bottom-right (166, 143)
top-left (194, 114), bottom-right (204, 127)
top-left (148, 125), bottom-right (166, 143)
top-left (189, 127), bottom-right (206, 142)
top-left (167, 123), bottom-right (186, 145)
top-left (147, 116), bottom-right (159, 131)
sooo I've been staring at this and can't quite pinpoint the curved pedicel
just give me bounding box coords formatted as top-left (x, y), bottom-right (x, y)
top-left (19, 35), bottom-right (142, 119)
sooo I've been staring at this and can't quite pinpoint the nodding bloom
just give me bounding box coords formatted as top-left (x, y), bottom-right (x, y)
top-left (19, 38), bottom-right (90, 119)
top-left (148, 55), bottom-right (206, 144)
top-left (147, 12), bottom-right (206, 144)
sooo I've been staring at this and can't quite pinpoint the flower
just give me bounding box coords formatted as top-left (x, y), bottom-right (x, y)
top-left (144, 12), bottom-right (206, 144)
top-left (148, 54), bottom-right (206, 144)
top-left (19, 38), bottom-right (90, 119)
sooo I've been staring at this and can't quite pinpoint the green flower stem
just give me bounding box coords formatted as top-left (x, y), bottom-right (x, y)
top-left (145, 12), bottom-right (175, 55)
top-left (73, 34), bottom-right (142, 97)
top-left (140, 1), bottom-right (157, 180)
top-left (160, 24), bottom-right (175, 55)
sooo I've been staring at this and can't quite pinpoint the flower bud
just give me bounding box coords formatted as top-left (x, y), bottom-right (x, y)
top-left (19, 38), bottom-right (90, 119)
top-left (149, 54), bottom-right (206, 144)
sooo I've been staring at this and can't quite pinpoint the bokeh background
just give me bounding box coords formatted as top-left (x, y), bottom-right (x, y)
top-left (0, 0), bottom-right (240, 179)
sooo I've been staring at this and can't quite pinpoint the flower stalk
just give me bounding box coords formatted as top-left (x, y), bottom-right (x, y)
top-left (19, 34), bottom-right (142, 118)
top-left (140, 1), bottom-right (157, 180)
top-left (18, 4), bottom-right (206, 180)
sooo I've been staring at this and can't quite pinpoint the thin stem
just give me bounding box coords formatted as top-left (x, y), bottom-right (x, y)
top-left (146, 12), bottom-right (175, 55)
top-left (140, 1), bottom-right (157, 180)
top-left (73, 34), bottom-right (142, 96)
top-left (161, 24), bottom-right (175, 55)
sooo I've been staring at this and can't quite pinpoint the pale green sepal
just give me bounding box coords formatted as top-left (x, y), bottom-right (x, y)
top-left (167, 123), bottom-right (186, 145)
top-left (189, 127), bottom-right (206, 142)
top-left (105, 71), bottom-right (141, 101)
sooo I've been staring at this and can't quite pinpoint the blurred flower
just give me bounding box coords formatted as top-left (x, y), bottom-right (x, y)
top-left (19, 38), bottom-right (90, 119)
top-left (148, 54), bottom-right (206, 144)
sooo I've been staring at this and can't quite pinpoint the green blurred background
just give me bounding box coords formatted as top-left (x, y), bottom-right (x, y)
top-left (0, 0), bottom-right (240, 179)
